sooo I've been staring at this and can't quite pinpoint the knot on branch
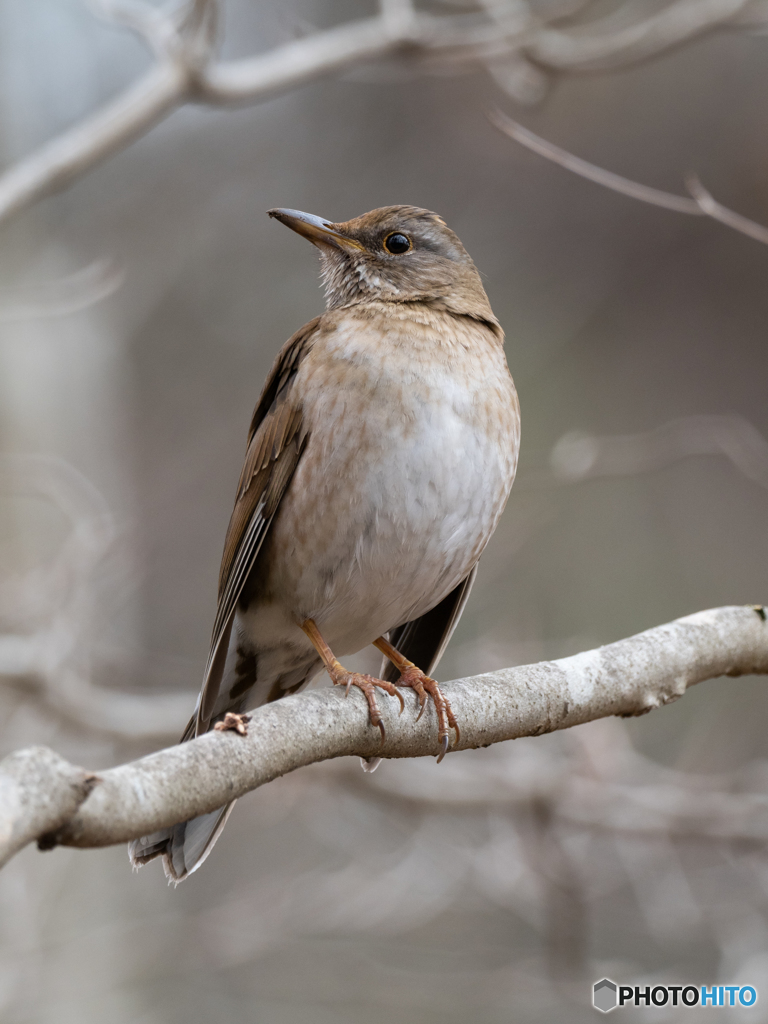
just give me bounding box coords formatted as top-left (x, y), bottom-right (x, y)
top-left (0, 747), bottom-right (98, 868)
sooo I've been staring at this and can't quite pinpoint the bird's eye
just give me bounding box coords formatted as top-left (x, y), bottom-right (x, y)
top-left (383, 232), bottom-right (411, 255)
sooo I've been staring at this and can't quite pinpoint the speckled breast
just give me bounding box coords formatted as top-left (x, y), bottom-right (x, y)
top-left (260, 305), bottom-right (520, 653)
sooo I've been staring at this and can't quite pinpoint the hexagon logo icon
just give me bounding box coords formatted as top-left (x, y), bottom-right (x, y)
top-left (593, 979), bottom-right (618, 1013)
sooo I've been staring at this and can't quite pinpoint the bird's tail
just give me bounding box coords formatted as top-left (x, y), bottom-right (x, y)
top-left (129, 616), bottom-right (321, 882)
top-left (128, 802), bottom-right (236, 883)
top-left (127, 703), bottom-right (238, 883)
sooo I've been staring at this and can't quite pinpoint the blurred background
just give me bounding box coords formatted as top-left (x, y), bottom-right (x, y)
top-left (2, 0), bottom-right (768, 1020)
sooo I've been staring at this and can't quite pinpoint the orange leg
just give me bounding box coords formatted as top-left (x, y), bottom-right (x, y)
top-left (301, 619), bottom-right (404, 744)
top-left (373, 636), bottom-right (460, 762)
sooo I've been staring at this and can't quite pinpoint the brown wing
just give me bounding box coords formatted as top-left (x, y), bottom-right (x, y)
top-left (195, 317), bottom-right (319, 733)
top-left (381, 565), bottom-right (478, 682)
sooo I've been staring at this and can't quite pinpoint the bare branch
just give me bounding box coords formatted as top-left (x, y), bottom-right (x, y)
top-left (196, 13), bottom-right (422, 103)
top-left (0, 605), bottom-right (765, 867)
top-left (0, 747), bottom-right (95, 868)
top-left (90, 0), bottom-right (182, 59)
top-left (0, 0), bottom-right (763, 229)
top-left (490, 112), bottom-right (700, 213)
top-left (361, 730), bottom-right (768, 841)
top-left (0, 61), bottom-right (188, 226)
top-left (0, 453), bottom-right (190, 741)
top-left (0, 650), bottom-right (191, 740)
top-left (379, 0), bottom-right (417, 37)
top-left (0, 259), bottom-right (124, 321)
top-left (549, 414), bottom-right (768, 487)
top-left (526, 0), bottom-right (754, 72)
top-left (492, 113), bottom-right (768, 245)
top-left (0, 8), bottom-right (427, 225)
top-left (686, 173), bottom-right (768, 245)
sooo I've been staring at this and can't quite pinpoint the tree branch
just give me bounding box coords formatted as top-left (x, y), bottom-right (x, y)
top-left (0, 61), bottom-right (188, 227)
top-left (0, 605), bottom-right (765, 869)
top-left (491, 113), bottom-right (768, 245)
top-left (0, 0), bottom-right (764, 229)
top-left (0, 747), bottom-right (96, 867)
top-left (526, 0), bottom-right (755, 72)
top-left (685, 173), bottom-right (768, 245)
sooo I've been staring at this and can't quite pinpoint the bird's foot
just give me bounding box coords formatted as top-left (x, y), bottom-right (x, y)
top-left (327, 661), bottom-right (405, 744)
top-left (213, 712), bottom-right (251, 735)
top-left (299, 619), bottom-right (404, 745)
top-left (395, 666), bottom-right (459, 763)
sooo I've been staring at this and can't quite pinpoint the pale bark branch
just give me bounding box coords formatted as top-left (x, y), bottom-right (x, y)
top-left (685, 173), bottom-right (768, 245)
top-left (0, 651), bottom-right (191, 741)
top-left (195, 14), bottom-right (423, 104)
top-left (548, 415), bottom-right (768, 487)
top-left (0, 747), bottom-right (96, 868)
top-left (0, 62), bottom-right (188, 226)
top-left (0, 0), bottom-right (763, 229)
top-left (526, 0), bottom-right (756, 72)
top-left (492, 113), bottom-right (768, 245)
top-left (0, 605), bottom-right (765, 869)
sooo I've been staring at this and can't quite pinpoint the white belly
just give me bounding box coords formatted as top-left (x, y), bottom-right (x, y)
top-left (302, 412), bottom-right (504, 650)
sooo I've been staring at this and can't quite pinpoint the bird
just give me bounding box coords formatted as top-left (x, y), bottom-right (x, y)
top-left (129, 205), bottom-right (520, 882)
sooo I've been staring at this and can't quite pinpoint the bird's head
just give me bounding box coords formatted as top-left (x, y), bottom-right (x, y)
top-left (268, 205), bottom-right (498, 328)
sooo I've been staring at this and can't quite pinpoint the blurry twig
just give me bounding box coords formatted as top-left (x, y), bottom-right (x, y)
top-left (525, 0), bottom-right (762, 71)
top-left (685, 173), bottom-right (768, 245)
top-left (0, 260), bottom-right (124, 322)
top-left (0, 0), bottom-right (762, 228)
top-left (355, 717), bottom-right (768, 841)
top-left (184, 718), bottom-right (768, 982)
top-left (1, 655), bottom-right (191, 741)
top-left (549, 415), bottom-right (768, 487)
top-left (491, 114), bottom-right (768, 246)
top-left (0, 455), bottom-right (190, 741)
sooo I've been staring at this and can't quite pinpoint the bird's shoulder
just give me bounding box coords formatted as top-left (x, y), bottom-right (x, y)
top-left (300, 300), bottom-right (508, 378)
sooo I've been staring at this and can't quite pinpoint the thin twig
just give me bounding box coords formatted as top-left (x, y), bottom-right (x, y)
top-left (526, 0), bottom-right (754, 72)
top-left (686, 173), bottom-right (768, 245)
top-left (491, 112), bottom-right (768, 246)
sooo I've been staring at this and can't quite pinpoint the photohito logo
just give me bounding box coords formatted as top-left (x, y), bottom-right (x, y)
top-left (592, 980), bottom-right (758, 1013)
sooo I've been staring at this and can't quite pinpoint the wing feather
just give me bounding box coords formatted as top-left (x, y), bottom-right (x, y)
top-left (195, 318), bottom-right (319, 734)
top-left (381, 564), bottom-right (478, 682)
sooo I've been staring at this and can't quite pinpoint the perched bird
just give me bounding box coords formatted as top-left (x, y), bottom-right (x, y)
top-left (130, 205), bottom-right (520, 881)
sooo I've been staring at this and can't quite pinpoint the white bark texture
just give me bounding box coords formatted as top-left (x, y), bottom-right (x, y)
top-left (0, 605), bottom-right (765, 870)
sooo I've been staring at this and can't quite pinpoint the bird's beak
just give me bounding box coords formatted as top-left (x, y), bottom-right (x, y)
top-left (268, 208), bottom-right (364, 252)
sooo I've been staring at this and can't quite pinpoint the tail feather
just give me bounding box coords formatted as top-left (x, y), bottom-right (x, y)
top-left (128, 617), bottom-right (322, 881)
top-left (128, 802), bottom-right (235, 883)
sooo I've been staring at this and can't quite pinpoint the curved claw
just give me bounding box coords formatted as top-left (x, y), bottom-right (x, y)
top-left (393, 688), bottom-right (405, 715)
top-left (344, 677), bottom-right (353, 697)
top-left (436, 734), bottom-right (450, 763)
top-left (452, 721), bottom-right (461, 744)
top-left (414, 693), bottom-right (428, 722)
top-left (377, 719), bottom-right (386, 745)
